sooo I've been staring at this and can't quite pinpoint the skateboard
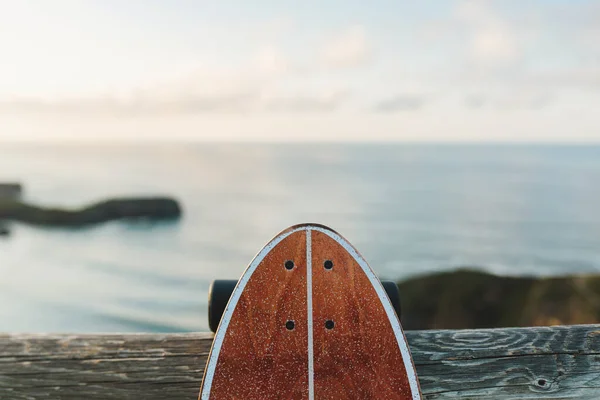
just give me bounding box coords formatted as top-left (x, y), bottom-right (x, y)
top-left (200, 224), bottom-right (422, 399)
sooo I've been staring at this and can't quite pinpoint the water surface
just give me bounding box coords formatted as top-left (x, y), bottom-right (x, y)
top-left (0, 143), bottom-right (599, 332)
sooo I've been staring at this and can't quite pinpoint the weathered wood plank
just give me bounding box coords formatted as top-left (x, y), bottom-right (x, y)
top-left (1, 324), bottom-right (599, 399)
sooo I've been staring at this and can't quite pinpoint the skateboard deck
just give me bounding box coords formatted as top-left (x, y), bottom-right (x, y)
top-left (199, 224), bottom-right (422, 399)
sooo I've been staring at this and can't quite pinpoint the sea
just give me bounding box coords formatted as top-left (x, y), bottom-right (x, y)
top-left (0, 143), bottom-right (599, 333)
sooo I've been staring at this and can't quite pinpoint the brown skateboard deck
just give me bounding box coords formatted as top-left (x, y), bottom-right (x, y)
top-left (199, 224), bottom-right (422, 399)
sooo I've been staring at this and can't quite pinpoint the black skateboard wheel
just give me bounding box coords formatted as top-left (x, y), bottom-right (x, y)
top-left (208, 280), bottom-right (238, 333)
top-left (381, 280), bottom-right (402, 321)
top-left (208, 279), bottom-right (402, 332)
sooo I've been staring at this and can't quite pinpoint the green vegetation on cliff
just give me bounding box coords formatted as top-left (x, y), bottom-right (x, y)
top-left (398, 269), bottom-right (600, 330)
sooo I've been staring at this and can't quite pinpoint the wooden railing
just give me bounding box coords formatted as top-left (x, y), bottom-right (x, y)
top-left (1, 324), bottom-right (599, 399)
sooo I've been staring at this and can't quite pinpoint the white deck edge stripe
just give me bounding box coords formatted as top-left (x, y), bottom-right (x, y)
top-left (306, 228), bottom-right (315, 400)
top-left (200, 226), bottom-right (305, 400)
top-left (312, 226), bottom-right (422, 400)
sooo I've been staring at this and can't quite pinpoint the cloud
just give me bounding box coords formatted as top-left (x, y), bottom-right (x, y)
top-left (455, 0), bottom-right (520, 66)
top-left (0, 65), bottom-right (267, 115)
top-left (320, 25), bottom-right (371, 69)
top-left (470, 28), bottom-right (518, 65)
top-left (0, 91), bottom-right (259, 115)
top-left (418, 0), bottom-right (600, 112)
top-left (0, 26), bottom-right (369, 117)
top-left (0, 71), bottom-right (351, 115)
top-left (264, 90), bottom-right (348, 113)
top-left (538, 67), bottom-right (600, 90)
top-left (373, 95), bottom-right (426, 113)
top-left (579, 27), bottom-right (600, 56)
top-left (2, 1), bottom-right (598, 122)
top-left (463, 66), bottom-right (600, 93)
top-left (464, 94), bottom-right (487, 109)
top-left (254, 45), bottom-right (291, 75)
top-left (463, 90), bottom-right (552, 110)
top-left (0, 22), bottom-right (373, 117)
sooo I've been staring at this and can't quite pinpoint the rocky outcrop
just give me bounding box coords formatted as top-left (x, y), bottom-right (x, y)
top-left (0, 183), bottom-right (22, 199)
top-left (0, 197), bottom-right (182, 227)
top-left (398, 269), bottom-right (600, 330)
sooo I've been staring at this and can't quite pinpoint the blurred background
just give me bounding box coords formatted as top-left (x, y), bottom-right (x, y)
top-left (0, 0), bottom-right (599, 333)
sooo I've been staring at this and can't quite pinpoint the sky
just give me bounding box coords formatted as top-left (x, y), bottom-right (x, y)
top-left (0, 0), bottom-right (599, 142)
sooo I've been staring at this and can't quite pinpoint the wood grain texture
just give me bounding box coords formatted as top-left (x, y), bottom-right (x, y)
top-left (311, 230), bottom-right (417, 399)
top-left (203, 230), bottom-right (308, 399)
top-left (1, 325), bottom-right (599, 399)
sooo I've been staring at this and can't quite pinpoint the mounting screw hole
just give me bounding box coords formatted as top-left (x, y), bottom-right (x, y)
top-left (286, 320), bottom-right (295, 330)
top-left (284, 260), bottom-right (294, 270)
top-left (324, 260), bottom-right (333, 270)
top-left (325, 320), bottom-right (335, 330)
